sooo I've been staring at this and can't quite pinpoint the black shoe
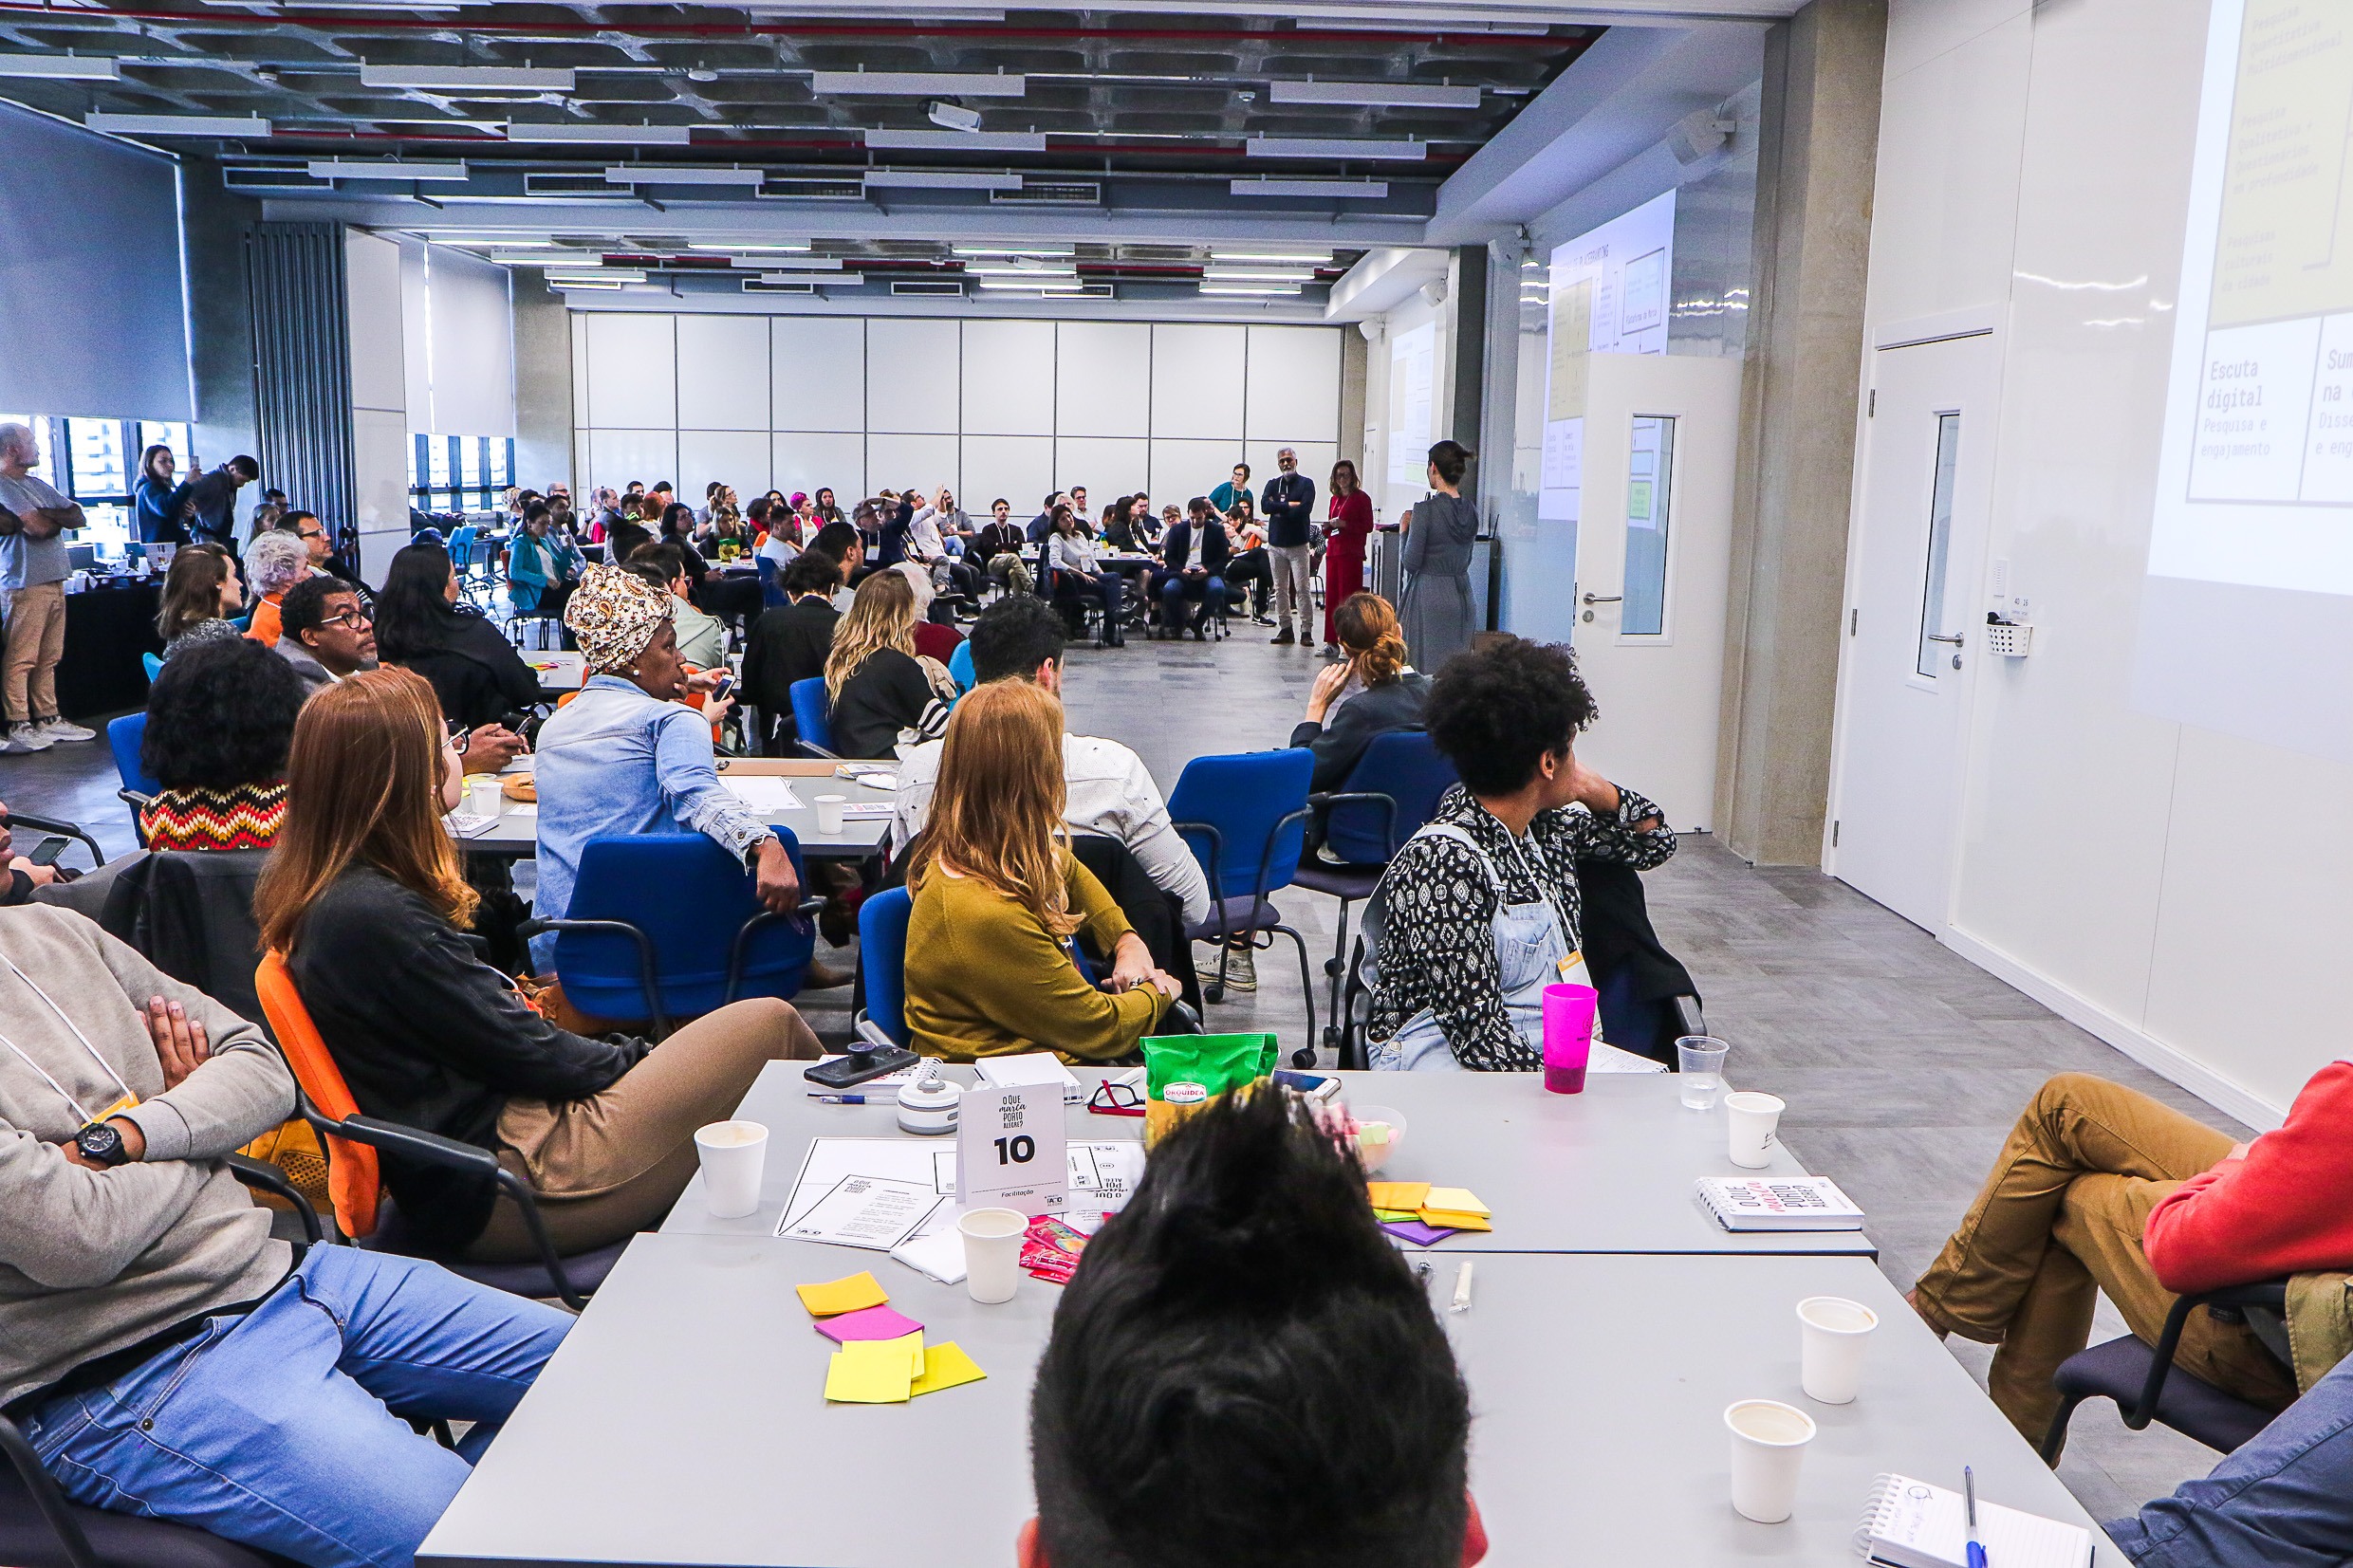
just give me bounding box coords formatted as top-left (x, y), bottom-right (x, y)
top-left (1251, 615), bottom-right (1276, 626)
top-left (1271, 629), bottom-right (1295, 646)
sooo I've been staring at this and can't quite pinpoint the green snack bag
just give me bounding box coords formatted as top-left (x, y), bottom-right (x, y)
top-left (1141, 1032), bottom-right (1277, 1146)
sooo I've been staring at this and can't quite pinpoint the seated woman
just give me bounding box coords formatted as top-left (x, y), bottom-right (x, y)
top-left (1292, 593), bottom-right (1430, 802)
top-left (154, 543), bottom-right (245, 660)
top-left (905, 678), bottom-right (1178, 1061)
top-left (1047, 506), bottom-right (1127, 649)
top-left (1365, 636), bottom-right (1674, 1072)
top-left (375, 541), bottom-right (542, 731)
top-left (505, 504), bottom-right (567, 619)
top-left (824, 568), bottom-right (955, 759)
top-left (743, 548), bottom-right (844, 755)
top-left (141, 636), bottom-right (306, 851)
top-left (256, 663), bottom-right (822, 1264)
top-left (240, 529), bottom-right (311, 646)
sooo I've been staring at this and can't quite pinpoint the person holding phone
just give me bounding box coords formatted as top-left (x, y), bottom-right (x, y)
top-left (0, 799), bottom-right (63, 903)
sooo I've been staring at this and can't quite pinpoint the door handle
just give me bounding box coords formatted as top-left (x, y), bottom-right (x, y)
top-left (1925, 633), bottom-right (1963, 645)
top-left (1582, 593), bottom-right (1622, 605)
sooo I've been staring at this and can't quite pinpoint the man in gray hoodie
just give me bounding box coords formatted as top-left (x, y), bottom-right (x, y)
top-left (0, 906), bottom-right (570, 1567)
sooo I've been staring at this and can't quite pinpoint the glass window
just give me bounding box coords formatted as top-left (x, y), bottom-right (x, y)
top-left (1915, 413), bottom-right (1962, 678)
top-left (426, 435), bottom-right (454, 494)
top-left (137, 421), bottom-right (191, 478)
top-left (1621, 415), bottom-right (1676, 636)
top-left (65, 418), bottom-right (130, 501)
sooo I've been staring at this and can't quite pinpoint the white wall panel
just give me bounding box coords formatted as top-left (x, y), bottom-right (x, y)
top-left (584, 429), bottom-right (676, 498)
top-left (1148, 324), bottom-right (1246, 439)
top-left (427, 246), bottom-right (516, 437)
top-left (866, 319), bottom-right (961, 433)
top-left (867, 433), bottom-right (958, 493)
top-left (1149, 439), bottom-right (1247, 504)
top-left (772, 318), bottom-right (865, 434)
top-left (1053, 436), bottom-right (1151, 501)
top-left (676, 316), bottom-right (770, 432)
top-left (1054, 323), bottom-right (1153, 437)
top-left (959, 320), bottom-right (1056, 434)
top-left (960, 435), bottom-right (1055, 513)
top-left (1245, 326), bottom-right (1342, 442)
top-left (583, 315), bottom-right (676, 431)
top-left (771, 432), bottom-right (863, 503)
top-left (395, 236), bottom-right (430, 423)
top-left (345, 232), bottom-right (408, 416)
top-left (676, 431), bottom-right (771, 501)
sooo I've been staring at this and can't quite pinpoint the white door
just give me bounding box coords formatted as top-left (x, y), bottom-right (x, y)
top-left (1827, 326), bottom-right (1998, 930)
top-left (1569, 354), bottom-right (1742, 832)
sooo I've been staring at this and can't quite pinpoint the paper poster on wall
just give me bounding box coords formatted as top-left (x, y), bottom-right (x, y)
top-left (1386, 321), bottom-right (1437, 488)
top-left (1538, 190), bottom-right (1677, 524)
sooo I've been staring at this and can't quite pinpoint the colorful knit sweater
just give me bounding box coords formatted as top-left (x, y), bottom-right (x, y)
top-left (138, 782), bottom-right (287, 853)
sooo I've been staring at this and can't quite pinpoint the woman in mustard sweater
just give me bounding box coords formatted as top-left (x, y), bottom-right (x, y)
top-left (903, 680), bottom-right (1179, 1061)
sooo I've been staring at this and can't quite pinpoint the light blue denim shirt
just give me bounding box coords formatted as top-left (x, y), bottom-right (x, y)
top-left (528, 674), bottom-right (771, 970)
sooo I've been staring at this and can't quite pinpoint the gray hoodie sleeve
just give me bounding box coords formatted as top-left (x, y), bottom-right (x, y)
top-left (91, 925), bottom-right (296, 1163)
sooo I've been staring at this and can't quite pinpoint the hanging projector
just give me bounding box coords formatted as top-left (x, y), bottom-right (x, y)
top-left (927, 101), bottom-right (983, 133)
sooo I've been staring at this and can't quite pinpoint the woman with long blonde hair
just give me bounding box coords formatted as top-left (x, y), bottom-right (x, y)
top-left (823, 567), bottom-right (954, 757)
top-left (904, 680), bottom-right (1176, 1061)
top-left (257, 665), bottom-right (821, 1263)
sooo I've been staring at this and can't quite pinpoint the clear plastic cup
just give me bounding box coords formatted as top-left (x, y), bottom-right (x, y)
top-left (1725, 1398), bottom-right (1816, 1522)
top-left (1677, 1035), bottom-right (1729, 1109)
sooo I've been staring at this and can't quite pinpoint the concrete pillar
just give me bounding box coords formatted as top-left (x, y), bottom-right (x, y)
top-left (1713, 0), bottom-right (1885, 864)
top-left (513, 274), bottom-right (574, 493)
top-left (1339, 325), bottom-right (1367, 475)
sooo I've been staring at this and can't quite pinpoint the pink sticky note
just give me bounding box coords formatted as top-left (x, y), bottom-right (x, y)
top-left (816, 1304), bottom-right (924, 1344)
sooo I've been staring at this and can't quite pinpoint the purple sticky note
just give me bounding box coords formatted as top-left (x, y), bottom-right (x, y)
top-left (816, 1304), bottom-right (924, 1344)
top-left (1381, 1220), bottom-right (1457, 1247)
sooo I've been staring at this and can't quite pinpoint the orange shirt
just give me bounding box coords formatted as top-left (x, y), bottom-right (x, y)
top-left (246, 594), bottom-right (283, 647)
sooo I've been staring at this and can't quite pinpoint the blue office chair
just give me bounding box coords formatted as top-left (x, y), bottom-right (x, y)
top-left (520, 833), bottom-right (819, 1038)
top-left (1166, 748), bottom-right (1317, 1061)
top-left (2040, 1277), bottom-right (2292, 1462)
top-left (948, 639), bottom-right (975, 693)
top-left (788, 677), bottom-right (840, 760)
top-left (859, 886), bottom-right (915, 1047)
top-left (1290, 730), bottom-right (1459, 1050)
top-left (140, 652), bottom-right (164, 684)
top-left (106, 713), bottom-right (161, 842)
top-left (755, 554), bottom-right (787, 609)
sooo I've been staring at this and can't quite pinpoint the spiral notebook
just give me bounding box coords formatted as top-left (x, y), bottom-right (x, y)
top-left (1855, 1474), bottom-right (2093, 1568)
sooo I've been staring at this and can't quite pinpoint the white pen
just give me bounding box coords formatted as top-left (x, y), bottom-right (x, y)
top-left (1450, 1259), bottom-right (1475, 1313)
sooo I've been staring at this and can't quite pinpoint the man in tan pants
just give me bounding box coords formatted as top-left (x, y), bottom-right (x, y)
top-left (0, 422), bottom-right (94, 754)
top-left (1910, 1073), bottom-right (2299, 1447)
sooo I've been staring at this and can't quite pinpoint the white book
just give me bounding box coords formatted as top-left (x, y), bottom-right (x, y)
top-left (974, 1050), bottom-right (1083, 1104)
top-left (1855, 1474), bottom-right (2092, 1568)
top-left (1694, 1175), bottom-right (1865, 1231)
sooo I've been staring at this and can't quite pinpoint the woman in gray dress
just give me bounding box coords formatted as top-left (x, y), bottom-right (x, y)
top-left (1398, 439), bottom-right (1478, 671)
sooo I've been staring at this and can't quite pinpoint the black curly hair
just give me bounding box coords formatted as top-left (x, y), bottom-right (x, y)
top-left (1423, 636), bottom-right (1596, 797)
top-left (141, 635), bottom-right (306, 791)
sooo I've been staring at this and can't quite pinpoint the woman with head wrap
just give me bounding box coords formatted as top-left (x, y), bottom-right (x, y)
top-left (527, 563), bottom-right (803, 975)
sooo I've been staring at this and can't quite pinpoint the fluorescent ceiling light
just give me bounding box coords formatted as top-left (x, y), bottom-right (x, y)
top-left (1290, 16), bottom-right (1548, 31)
top-left (1231, 178), bottom-right (1391, 198)
top-left (505, 124), bottom-right (692, 145)
top-left (812, 70), bottom-right (1025, 97)
top-left (0, 56), bottom-right (119, 81)
top-left (728, 256), bottom-right (843, 269)
top-left (1202, 268), bottom-right (1315, 283)
top-left (1209, 249), bottom-right (1332, 264)
top-left (862, 170), bottom-right (1021, 191)
top-left (549, 268), bottom-right (643, 282)
top-left (864, 128), bottom-right (1047, 154)
top-left (309, 158), bottom-right (471, 180)
top-left (1200, 284), bottom-right (1301, 296)
top-left (762, 271), bottom-right (861, 285)
top-left (485, 250), bottom-right (580, 264)
top-left (602, 166), bottom-right (766, 186)
top-left (1269, 81), bottom-right (1479, 109)
top-left (962, 266), bottom-right (1077, 277)
top-left (1246, 138), bottom-right (1426, 161)
top-left (976, 280), bottom-right (1087, 291)
top-left (87, 112), bottom-right (270, 136)
top-left (692, 242), bottom-right (810, 251)
top-left (362, 65), bottom-right (573, 90)
top-left (549, 277), bottom-right (624, 289)
top-left (951, 245), bottom-right (1072, 257)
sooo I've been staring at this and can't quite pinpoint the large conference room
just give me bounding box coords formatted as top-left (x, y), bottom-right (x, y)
top-left (1, 1), bottom-right (2345, 1565)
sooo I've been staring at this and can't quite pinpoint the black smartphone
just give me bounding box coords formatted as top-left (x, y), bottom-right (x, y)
top-left (709, 673), bottom-right (736, 705)
top-left (27, 837), bottom-right (70, 867)
top-left (804, 1018), bottom-right (920, 1089)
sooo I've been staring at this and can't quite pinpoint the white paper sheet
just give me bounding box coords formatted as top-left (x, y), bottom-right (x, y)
top-left (721, 777), bottom-right (806, 813)
top-left (781, 1137), bottom-right (957, 1230)
top-left (776, 1174), bottom-right (944, 1250)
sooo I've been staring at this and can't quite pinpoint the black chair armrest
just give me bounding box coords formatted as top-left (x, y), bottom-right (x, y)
top-left (721, 900), bottom-right (825, 1005)
top-left (1305, 790), bottom-right (1400, 860)
top-left (2127, 1276), bottom-right (2296, 1427)
top-left (515, 915), bottom-right (668, 1039)
top-left (226, 1152), bottom-right (324, 1245)
top-left (0, 1413), bottom-right (98, 1568)
top-left (2, 812), bottom-right (104, 870)
top-left (1171, 820), bottom-right (1228, 941)
top-left (2199, 1277), bottom-right (2292, 1324)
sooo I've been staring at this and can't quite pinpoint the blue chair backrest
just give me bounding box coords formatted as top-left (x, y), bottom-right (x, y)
top-left (1167, 748), bottom-right (1315, 903)
top-left (1325, 729), bottom-right (1459, 866)
top-left (107, 712), bottom-right (159, 797)
top-left (948, 640), bottom-right (975, 693)
top-left (140, 652), bottom-right (163, 684)
top-left (860, 887), bottom-right (915, 1047)
top-left (554, 833), bottom-right (813, 1022)
top-left (756, 554), bottom-right (786, 609)
top-left (789, 677), bottom-right (834, 753)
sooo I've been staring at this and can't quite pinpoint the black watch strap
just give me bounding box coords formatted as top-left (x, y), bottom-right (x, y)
top-left (76, 1120), bottom-right (131, 1168)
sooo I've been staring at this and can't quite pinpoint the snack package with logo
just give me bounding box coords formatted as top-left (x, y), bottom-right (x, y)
top-left (1141, 1032), bottom-right (1278, 1147)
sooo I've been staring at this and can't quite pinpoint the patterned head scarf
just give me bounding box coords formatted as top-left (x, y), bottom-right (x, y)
top-left (565, 562), bottom-right (674, 674)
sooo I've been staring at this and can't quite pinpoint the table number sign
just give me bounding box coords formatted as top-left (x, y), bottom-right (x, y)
top-left (955, 1082), bottom-right (1067, 1215)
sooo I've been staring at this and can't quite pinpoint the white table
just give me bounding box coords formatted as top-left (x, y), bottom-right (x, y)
top-left (417, 1241), bottom-right (2114, 1568)
top-left (453, 760), bottom-right (897, 862)
top-left (659, 1064), bottom-right (1877, 1258)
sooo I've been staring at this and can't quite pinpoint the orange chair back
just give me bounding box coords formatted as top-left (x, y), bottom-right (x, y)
top-left (253, 951), bottom-right (380, 1239)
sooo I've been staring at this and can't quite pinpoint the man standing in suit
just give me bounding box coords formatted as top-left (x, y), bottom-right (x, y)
top-left (1261, 448), bottom-right (1317, 649)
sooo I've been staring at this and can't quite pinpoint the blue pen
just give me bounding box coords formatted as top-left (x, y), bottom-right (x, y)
top-left (1964, 1467), bottom-right (1987, 1568)
top-left (819, 1095), bottom-right (867, 1105)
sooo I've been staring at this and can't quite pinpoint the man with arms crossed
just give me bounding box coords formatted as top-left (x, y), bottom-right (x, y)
top-left (0, 422), bottom-right (95, 754)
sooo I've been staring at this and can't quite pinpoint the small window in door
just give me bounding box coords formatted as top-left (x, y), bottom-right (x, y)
top-left (1621, 415), bottom-right (1676, 635)
top-left (1914, 413), bottom-right (1962, 678)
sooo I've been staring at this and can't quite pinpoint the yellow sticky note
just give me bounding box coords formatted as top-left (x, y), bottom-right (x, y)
top-left (883, 1330), bottom-right (926, 1377)
top-left (797, 1271), bottom-right (889, 1318)
top-left (910, 1341), bottom-right (988, 1397)
top-left (1367, 1181), bottom-right (1431, 1210)
top-left (1421, 1188), bottom-right (1490, 1218)
top-left (1371, 1208), bottom-right (1419, 1223)
top-left (1420, 1209), bottom-right (1494, 1233)
top-left (824, 1337), bottom-right (914, 1403)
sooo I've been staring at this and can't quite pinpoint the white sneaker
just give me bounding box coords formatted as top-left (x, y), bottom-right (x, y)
top-left (35, 718), bottom-right (94, 743)
top-left (5, 722), bottom-right (53, 753)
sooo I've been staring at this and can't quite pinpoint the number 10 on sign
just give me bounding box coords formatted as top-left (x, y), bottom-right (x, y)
top-left (955, 1082), bottom-right (1067, 1215)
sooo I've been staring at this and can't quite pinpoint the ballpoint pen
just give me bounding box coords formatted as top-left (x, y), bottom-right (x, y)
top-left (1964, 1466), bottom-right (1987, 1568)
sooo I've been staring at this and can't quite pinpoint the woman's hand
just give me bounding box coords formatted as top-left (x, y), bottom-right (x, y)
top-left (704, 692), bottom-right (737, 729)
top-left (1106, 932), bottom-right (1154, 992)
top-left (1306, 661), bottom-right (1350, 723)
top-left (145, 996), bottom-right (212, 1091)
top-left (684, 666), bottom-right (732, 692)
top-left (1563, 751), bottom-right (1621, 817)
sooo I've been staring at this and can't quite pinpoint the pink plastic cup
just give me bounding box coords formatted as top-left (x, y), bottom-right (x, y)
top-left (1541, 983), bottom-right (1598, 1093)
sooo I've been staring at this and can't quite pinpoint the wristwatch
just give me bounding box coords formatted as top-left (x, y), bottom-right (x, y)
top-left (75, 1119), bottom-right (133, 1168)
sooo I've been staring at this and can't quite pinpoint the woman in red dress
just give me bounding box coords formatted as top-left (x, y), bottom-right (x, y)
top-left (1321, 458), bottom-right (1375, 648)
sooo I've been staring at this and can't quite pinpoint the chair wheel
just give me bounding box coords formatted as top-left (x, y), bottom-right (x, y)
top-left (1322, 1025), bottom-right (1338, 1046)
top-left (1324, 958), bottom-right (1342, 976)
top-left (1291, 1047), bottom-right (1317, 1069)
top-left (1203, 986), bottom-right (1224, 1005)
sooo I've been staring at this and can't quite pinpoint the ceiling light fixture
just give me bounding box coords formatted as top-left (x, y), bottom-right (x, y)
top-left (926, 101), bottom-right (982, 132)
top-left (1200, 284), bottom-right (1302, 296)
top-left (691, 242), bottom-right (812, 251)
top-left (505, 124), bottom-right (692, 145)
top-left (1230, 178), bottom-right (1390, 198)
top-left (602, 166), bottom-right (766, 186)
top-left (976, 280), bottom-right (1088, 291)
top-left (867, 128), bottom-right (1046, 153)
top-left (308, 158), bottom-right (471, 180)
top-left (1202, 268), bottom-right (1315, 283)
top-left (812, 70), bottom-right (1025, 97)
top-left (1246, 137), bottom-right (1427, 161)
top-left (862, 170), bottom-right (1022, 191)
top-left (950, 245), bottom-right (1074, 258)
top-left (548, 277), bottom-right (625, 289)
top-left (361, 65), bottom-right (574, 90)
top-left (962, 266), bottom-right (1078, 277)
top-left (1209, 250), bottom-right (1333, 264)
top-left (1268, 81), bottom-right (1480, 109)
top-left (759, 271), bottom-right (860, 286)
top-left (728, 256), bottom-right (843, 269)
top-left (86, 112), bottom-right (270, 137)
top-left (0, 55), bottom-right (120, 81)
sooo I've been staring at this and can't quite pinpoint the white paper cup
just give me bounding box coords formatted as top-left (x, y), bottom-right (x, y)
top-left (958, 1207), bottom-right (1028, 1303)
top-left (693, 1120), bottom-right (769, 1219)
top-left (1725, 1090), bottom-right (1786, 1169)
top-left (814, 794), bottom-right (847, 834)
top-left (1725, 1398), bottom-right (1816, 1522)
top-left (468, 779), bottom-right (504, 818)
top-left (1797, 1296), bottom-right (1879, 1404)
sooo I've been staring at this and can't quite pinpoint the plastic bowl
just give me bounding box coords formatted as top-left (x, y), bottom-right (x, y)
top-left (1351, 1104), bottom-right (1409, 1174)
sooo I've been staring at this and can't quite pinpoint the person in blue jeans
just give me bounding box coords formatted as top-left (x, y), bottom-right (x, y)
top-left (1, 903), bottom-right (570, 1568)
top-left (2106, 1351), bottom-right (2353, 1567)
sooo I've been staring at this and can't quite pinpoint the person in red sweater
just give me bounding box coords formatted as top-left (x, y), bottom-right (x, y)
top-left (1905, 1068), bottom-right (2349, 1446)
top-left (1321, 458), bottom-right (1375, 649)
